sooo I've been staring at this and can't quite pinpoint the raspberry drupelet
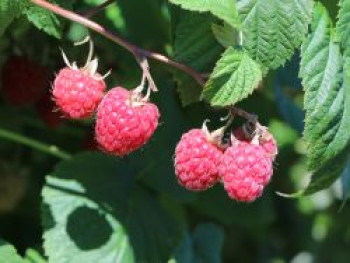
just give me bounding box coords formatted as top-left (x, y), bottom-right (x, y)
top-left (95, 87), bottom-right (159, 157)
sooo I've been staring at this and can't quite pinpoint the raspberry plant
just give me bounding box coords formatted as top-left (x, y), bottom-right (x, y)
top-left (1, 0), bottom-right (350, 262)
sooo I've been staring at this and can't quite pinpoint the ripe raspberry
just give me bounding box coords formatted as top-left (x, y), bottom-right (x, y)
top-left (174, 128), bottom-right (223, 191)
top-left (95, 87), bottom-right (160, 156)
top-left (52, 67), bottom-right (106, 119)
top-left (234, 125), bottom-right (278, 160)
top-left (35, 92), bottom-right (62, 129)
top-left (220, 140), bottom-right (273, 202)
top-left (1, 56), bottom-right (48, 106)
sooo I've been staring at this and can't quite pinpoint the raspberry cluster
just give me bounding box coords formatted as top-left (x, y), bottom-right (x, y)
top-left (174, 121), bottom-right (277, 202)
top-left (50, 40), bottom-right (160, 156)
top-left (2, 41), bottom-right (276, 203)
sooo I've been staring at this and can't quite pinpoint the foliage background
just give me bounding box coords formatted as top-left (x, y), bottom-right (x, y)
top-left (0, 0), bottom-right (350, 262)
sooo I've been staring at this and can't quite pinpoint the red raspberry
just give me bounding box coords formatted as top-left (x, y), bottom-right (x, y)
top-left (52, 67), bottom-right (106, 119)
top-left (95, 87), bottom-right (160, 157)
top-left (35, 92), bottom-right (62, 129)
top-left (174, 128), bottom-right (223, 191)
top-left (1, 56), bottom-right (48, 106)
top-left (234, 125), bottom-right (278, 160)
top-left (220, 140), bottom-right (273, 202)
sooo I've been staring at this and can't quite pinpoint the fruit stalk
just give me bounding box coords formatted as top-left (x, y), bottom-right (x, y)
top-left (30, 0), bottom-right (204, 86)
top-left (0, 129), bottom-right (71, 160)
top-left (30, 0), bottom-right (257, 121)
top-left (81, 0), bottom-right (115, 18)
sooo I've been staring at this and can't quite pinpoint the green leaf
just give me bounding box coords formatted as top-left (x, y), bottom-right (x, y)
top-left (0, 238), bottom-right (24, 263)
top-left (300, 3), bottom-right (350, 194)
top-left (211, 23), bottom-right (238, 48)
top-left (23, 4), bottom-right (61, 38)
top-left (336, 0), bottom-right (350, 51)
top-left (238, 0), bottom-right (313, 70)
top-left (42, 153), bottom-right (185, 263)
top-left (171, 224), bottom-right (224, 263)
top-left (169, 0), bottom-right (241, 29)
top-left (23, 1), bottom-right (72, 38)
top-left (172, 9), bottom-right (223, 106)
top-left (23, 248), bottom-right (47, 263)
top-left (0, 0), bottom-right (22, 37)
top-left (203, 47), bottom-right (262, 106)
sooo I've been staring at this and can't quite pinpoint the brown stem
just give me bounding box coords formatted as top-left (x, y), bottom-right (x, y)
top-left (230, 107), bottom-right (258, 122)
top-left (82, 0), bottom-right (114, 18)
top-left (30, 0), bottom-right (205, 86)
top-left (29, 0), bottom-right (255, 120)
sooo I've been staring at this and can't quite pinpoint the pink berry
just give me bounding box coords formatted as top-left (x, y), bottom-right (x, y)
top-left (95, 87), bottom-right (160, 157)
top-left (233, 126), bottom-right (278, 160)
top-left (220, 141), bottom-right (273, 202)
top-left (52, 67), bottom-right (106, 119)
top-left (174, 129), bottom-right (223, 191)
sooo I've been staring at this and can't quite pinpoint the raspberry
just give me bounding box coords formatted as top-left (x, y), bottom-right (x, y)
top-left (220, 140), bottom-right (273, 202)
top-left (95, 87), bottom-right (160, 157)
top-left (35, 92), bottom-right (62, 129)
top-left (234, 125), bottom-right (278, 160)
top-left (52, 67), bottom-right (106, 119)
top-left (174, 128), bottom-right (223, 191)
top-left (1, 56), bottom-right (48, 106)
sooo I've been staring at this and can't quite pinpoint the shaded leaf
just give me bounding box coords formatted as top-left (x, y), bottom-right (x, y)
top-left (172, 9), bottom-right (223, 106)
top-left (0, 0), bottom-right (22, 37)
top-left (42, 153), bottom-right (185, 263)
top-left (341, 159), bottom-right (350, 200)
top-left (172, 224), bottom-right (224, 263)
top-left (212, 23), bottom-right (238, 48)
top-left (169, 0), bottom-right (241, 28)
top-left (23, 1), bottom-right (72, 38)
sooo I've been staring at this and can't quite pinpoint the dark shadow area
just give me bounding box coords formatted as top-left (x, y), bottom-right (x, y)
top-left (66, 206), bottom-right (113, 250)
top-left (43, 152), bottom-right (183, 262)
top-left (41, 202), bottom-right (55, 231)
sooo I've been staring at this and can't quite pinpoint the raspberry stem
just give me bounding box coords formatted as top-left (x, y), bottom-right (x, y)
top-left (30, 0), bottom-right (257, 121)
top-left (81, 0), bottom-right (115, 18)
top-left (0, 128), bottom-right (71, 160)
